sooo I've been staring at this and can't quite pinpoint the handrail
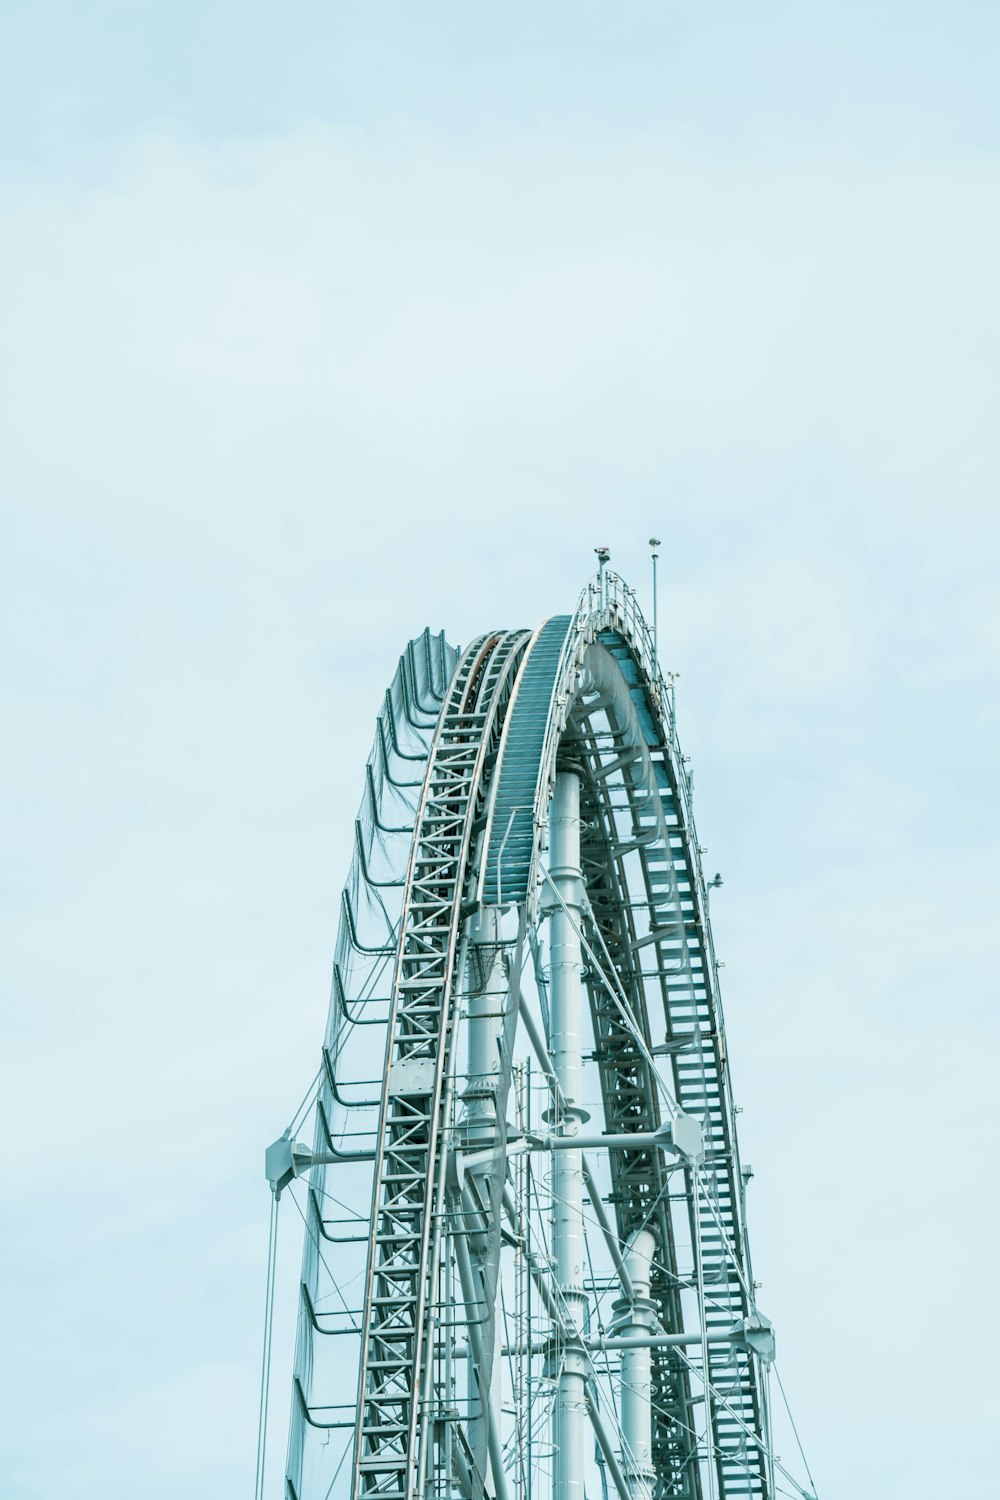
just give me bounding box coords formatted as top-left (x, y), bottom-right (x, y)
top-left (339, 889), bottom-right (397, 957)
top-left (374, 715), bottom-right (424, 788)
top-left (381, 691), bottom-right (429, 761)
top-left (364, 763), bottom-right (414, 835)
top-left (354, 819), bottom-right (406, 890)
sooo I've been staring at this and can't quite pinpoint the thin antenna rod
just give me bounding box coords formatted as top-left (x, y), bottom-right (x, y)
top-left (595, 546), bottom-right (610, 610)
top-left (649, 537), bottom-right (661, 667)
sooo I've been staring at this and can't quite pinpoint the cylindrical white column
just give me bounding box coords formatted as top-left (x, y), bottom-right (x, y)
top-left (465, 906), bottom-right (505, 1144)
top-left (616, 1230), bottom-right (658, 1500)
top-left (548, 771), bottom-right (588, 1500)
top-left (462, 906), bottom-right (509, 1500)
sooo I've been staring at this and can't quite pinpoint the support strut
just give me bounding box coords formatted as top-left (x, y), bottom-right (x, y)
top-left (547, 771), bottom-right (588, 1500)
top-left (615, 1230), bottom-right (658, 1500)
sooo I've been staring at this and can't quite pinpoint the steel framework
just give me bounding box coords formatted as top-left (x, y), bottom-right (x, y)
top-left (264, 574), bottom-right (814, 1500)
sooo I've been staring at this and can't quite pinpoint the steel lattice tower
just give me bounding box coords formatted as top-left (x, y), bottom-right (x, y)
top-left (261, 571), bottom-right (814, 1500)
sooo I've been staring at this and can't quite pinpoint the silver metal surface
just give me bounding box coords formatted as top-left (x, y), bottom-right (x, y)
top-left (272, 580), bottom-right (798, 1500)
top-left (547, 772), bottom-right (588, 1500)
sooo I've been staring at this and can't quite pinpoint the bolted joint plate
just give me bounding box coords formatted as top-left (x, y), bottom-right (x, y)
top-left (663, 1111), bottom-right (704, 1162)
top-left (265, 1135), bottom-right (314, 1198)
top-left (388, 1056), bottom-right (437, 1096)
top-left (731, 1314), bottom-right (776, 1365)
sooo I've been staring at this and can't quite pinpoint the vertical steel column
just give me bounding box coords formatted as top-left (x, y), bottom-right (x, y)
top-left (462, 908), bottom-right (510, 1500)
top-left (547, 771), bottom-right (588, 1500)
top-left (649, 538), bottom-right (661, 669)
top-left (615, 1230), bottom-right (658, 1500)
top-left (465, 908), bottom-right (505, 1140)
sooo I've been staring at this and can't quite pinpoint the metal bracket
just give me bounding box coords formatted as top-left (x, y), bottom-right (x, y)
top-left (265, 1132), bottom-right (376, 1196)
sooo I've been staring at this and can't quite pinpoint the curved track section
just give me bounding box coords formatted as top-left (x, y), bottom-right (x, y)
top-left (279, 578), bottom-right (789, 1500)
top-left (355, 629), bottom-right (530, 1500)
top-left (479, 615), bottom-right (573, 907)
top-left (284, 629), bottom-right (457, 1500)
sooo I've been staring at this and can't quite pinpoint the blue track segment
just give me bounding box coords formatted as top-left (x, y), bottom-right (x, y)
top-left (597, 629), bottom-right (660, 746)
top-left (481, 615), bottom-right (573, 905)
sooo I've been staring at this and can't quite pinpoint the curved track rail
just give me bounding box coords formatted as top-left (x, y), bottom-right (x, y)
top-left (274, 577), bottom-right (798, 1500)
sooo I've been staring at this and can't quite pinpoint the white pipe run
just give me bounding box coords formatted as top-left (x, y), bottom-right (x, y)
top-left (452, 1219), bottom-right (510, 1500)
top-left (547, 771), bottom-right (588, 1500)
top-left (465, 906), bottom-right (506, 1142)
top-left (616, 1230), bottom-right (658, 1500)
top-left (462, 908), bottom-right (509, 1500)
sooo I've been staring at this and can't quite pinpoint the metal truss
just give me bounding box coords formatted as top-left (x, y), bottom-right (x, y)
top-left (354, 630), bottom-right (530, 1500)
top-left (274, 578), bottom-right (811, 1500)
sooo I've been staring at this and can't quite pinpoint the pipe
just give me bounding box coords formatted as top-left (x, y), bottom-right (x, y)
top-left (587, 1392), bottom-right (633, 1500)
top-left (616, 1231), bottom-right (657, 1500)
top-left (449, 1328), bottom-right (749, 1360)
top-left (581, 1156), bottom-right (635, 1303)
top-left (460, 909), bottom-right (508, 1498)
top-left (515, 980), bottom-right (637, 1303)
top-left (548, 771), bottom-right (587, 1500)
top-left (452, 1216), bottom-right (511, 1500)
top-left (464, 908), bottom-right (505, 1139)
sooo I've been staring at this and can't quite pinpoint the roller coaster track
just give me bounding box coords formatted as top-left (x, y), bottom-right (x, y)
top-left (270, 573), bottom-right (811, 1500)
top-left (356, 629), bottom-right (530, 1500)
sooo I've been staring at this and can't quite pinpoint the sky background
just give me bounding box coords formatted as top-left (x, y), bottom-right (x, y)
top-left (2, 2), bottom-right (998, 1496)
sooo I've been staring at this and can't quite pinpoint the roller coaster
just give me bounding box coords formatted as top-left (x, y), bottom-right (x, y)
top-left (257, 565), bottom-right (817, 1500)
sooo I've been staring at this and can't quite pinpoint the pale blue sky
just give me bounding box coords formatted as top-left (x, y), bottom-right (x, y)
top-left (1, 4), bottom-right (998, 1497)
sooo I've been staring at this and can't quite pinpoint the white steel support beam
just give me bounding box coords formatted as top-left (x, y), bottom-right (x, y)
top-left (461, 908), bottom-right (508, 1500)
top-left (452, 1223), bottom-right (511, 1500)
top-left (587, 1395), bottom-right (633, 1500)
top-left (515, 993), bottom-right (639, 1303)
top-left (458, 1116), bottom-right (703, 1170)
top-left (449, 1323), bottom-right (770, 1360)
top-left (465, 907), bottom-right (506, 1141)
top-left (616, 1231), bottom-right (657, 1500)
top-left (547, 771), bottom-right (588, 1500)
